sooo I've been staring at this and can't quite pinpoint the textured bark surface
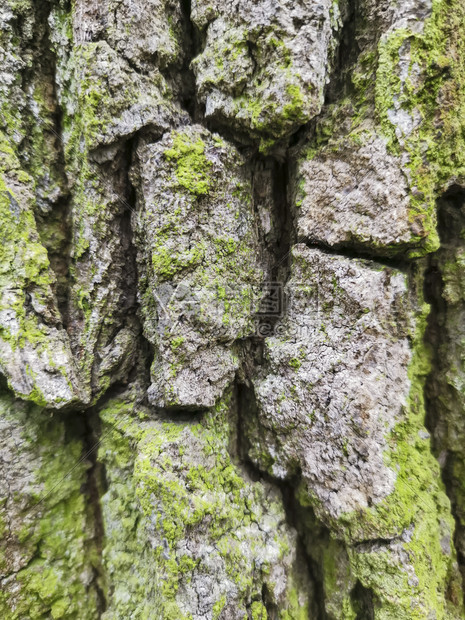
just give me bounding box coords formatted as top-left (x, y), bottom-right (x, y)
top-left (1, 0), bottom-right (465, 618)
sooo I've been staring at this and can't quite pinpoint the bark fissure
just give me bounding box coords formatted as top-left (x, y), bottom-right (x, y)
top-left (235, 380), bottom-right (327, 620)
top-left (425, 185), bottom-right (465, 594)
top-left (79, 409), bottom-right (108, 616)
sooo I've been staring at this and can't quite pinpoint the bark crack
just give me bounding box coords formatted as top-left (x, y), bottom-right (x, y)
top-left (424, 184), bottom-right (465, 597)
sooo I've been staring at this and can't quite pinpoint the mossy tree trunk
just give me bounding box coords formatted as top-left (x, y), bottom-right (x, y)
top-left (1, 0), bottom-right (465, 618)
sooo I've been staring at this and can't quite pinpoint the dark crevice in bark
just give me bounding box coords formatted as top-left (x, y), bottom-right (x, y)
top-left (234, 380), bottom-right (328, 619)
top-left (119, 136), bottom-right (165, 410)
top-left (59, 131), bottom-right (149, 614)
top-left (112, 136), bottom-right (152, 400)
top-left (232, 380), bottom-right (261, 481)
top-left (325, 0), bottom-right (360, 105)
top-left (351, 536), bottom-right (400, 549)
top-left (350, 581), bottom-right (375, 620)
top-left (260, 582), bottom-right (277, 619)
top-left (153, 407), bottom-right (208, 423)
top-left (178, 0), bottom-right (204, 123)
top-left (271, 159), bottom-right (293, 279)
top-left (250, 159), bottom-right (274, 277)
top-left (302, 240), bottom-right (413, 273)
top-left (81, 409), bottom-right (108, 615)
top-left (60, 405), bottom-right (109, 617)
top-left (37, 193), bottom-right (74, 328)
top-left (247, 155), bottom-right (293, 343)
top-left (424, 185), bottom-right (465, 595)
top-left (38, 102), bottom-right (73, 327)
top-left (9, 0), bottom-right (74, 329)
top-left (82, 135), bottom-right (150, 403)
top-left (87, 147), bottom-right (137, 395)
top-left (89, 375), bottom-right (148, 419)
top-left (280, 488), bottom-right (329, 620)
top-left (59, 370), bottom-right (153, 612)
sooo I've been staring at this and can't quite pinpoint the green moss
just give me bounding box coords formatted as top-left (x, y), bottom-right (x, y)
top-left (251, 601), bottom-right (267, 619)
top-left (170, 336), bottom-right (185, 351)
top-left (0, 395), bottom-right (99, 619)
top-left (282, 84), bottom-right (306, 122)
top-left (165, 133), bottom-right (213, 196)
top-left (213, 595), bottom-right (227, 619)
top-left (246, 79), bottom-right (309, 153)
top-left (151, 242), bottom-right (205, 282)
top-left (269, 37), bottom-right (292, 69)
top-left (193, 32), bottom-right (319, 152)
top-left (98, 393), bottom-right (311, 617)
top-left (214, 236), bottom-right (239, 255)
top-left (288, 358), bottom-right (302, 370)
top-left (5, 0), bottom-right (31, 12)
top-left (279, 583), bottom-right (310, 619)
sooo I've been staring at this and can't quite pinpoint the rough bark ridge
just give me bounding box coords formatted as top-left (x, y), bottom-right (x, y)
top-left (1, 0), bottom-right (465, 618)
